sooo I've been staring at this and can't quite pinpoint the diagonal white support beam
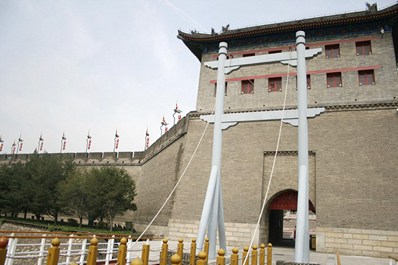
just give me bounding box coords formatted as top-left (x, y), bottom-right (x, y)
top-left (200, 108), bottom-right (325, 129)
top-left (204, 48), bottom-right (322, 74)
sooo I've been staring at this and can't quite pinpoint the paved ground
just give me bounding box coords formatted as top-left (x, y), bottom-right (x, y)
top-left (271, 246), bottom-right (394, 265)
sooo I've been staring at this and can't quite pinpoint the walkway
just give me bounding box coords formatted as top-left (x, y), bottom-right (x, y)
top-left (271, 246), bottom-right (392, 265)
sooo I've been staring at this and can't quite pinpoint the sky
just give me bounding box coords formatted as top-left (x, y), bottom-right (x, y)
top-left (0, 0), bottom-right (396, 154)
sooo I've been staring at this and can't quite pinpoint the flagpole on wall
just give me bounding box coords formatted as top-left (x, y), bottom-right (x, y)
top-left (113, 130), bottom-right (119, 152)
top-left (173, 103), bottom-right (182, 125)
top-left (0, 136), bottom-right (3, 153)
top-left (37, 133), bottom-right (44, 153)
top-left (145, 129), bottom-right (149, 150)
top-left (60, 132), bottom-right (66, 153)
top-left (86, 131), bottom-right (92, 153)
top-left (16, 135), bottom-right (23, 155)
top-left (160, 116), bottom-right (168, 136)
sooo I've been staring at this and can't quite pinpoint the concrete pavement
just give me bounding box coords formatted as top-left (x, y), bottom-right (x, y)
top-left (271, 246), bottom-right (394, 265)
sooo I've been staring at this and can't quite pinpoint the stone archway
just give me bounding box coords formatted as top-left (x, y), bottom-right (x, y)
top-left (268, 189), bottom-right (315, 247)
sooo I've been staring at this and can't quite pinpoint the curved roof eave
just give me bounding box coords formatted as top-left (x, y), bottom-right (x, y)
top-left (177, 4), bottom-right (398, 61)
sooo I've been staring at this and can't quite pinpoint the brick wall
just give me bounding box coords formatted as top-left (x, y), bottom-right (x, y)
top-left (168, 219), bottom-right (261, 249)
top-left (317, 227), bottom-right (398, 258)
top-left (196, 33), bottom-right (398, 113)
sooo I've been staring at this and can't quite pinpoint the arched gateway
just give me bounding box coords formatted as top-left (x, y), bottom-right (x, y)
top-left (268, 190), bottom-right (315, 246)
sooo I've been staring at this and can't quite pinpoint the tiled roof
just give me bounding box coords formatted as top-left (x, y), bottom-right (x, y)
top-left (178, 4), bottom-right (398, 60)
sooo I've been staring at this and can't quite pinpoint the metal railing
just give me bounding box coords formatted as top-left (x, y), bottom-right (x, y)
top-left (0, 233), bottom-right (274, 265)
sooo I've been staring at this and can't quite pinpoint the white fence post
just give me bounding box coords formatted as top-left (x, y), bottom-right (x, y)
top-left (105, 235), bottom-right (115, 265)
top-left (5, 234), bottom-right (17, 265)
top-left (37, 235), bottom-right (46, 265)
top-left (126, 236), bottom-right (133, 263)
top-left (79, 239), bottom-right (87, 265)
top-left (65, 234), bottom-right (74, 264)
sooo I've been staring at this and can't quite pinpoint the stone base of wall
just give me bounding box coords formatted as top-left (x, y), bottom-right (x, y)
top-left (133, 223), bottom-right (169, 238)
top-left (317, 227), bottom-right (398, 258)
top-left (276, 261), bottom-right (319, 265)
top-left (168, 219), bottom-right (263, 249)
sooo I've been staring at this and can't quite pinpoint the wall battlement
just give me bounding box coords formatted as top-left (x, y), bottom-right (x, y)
top-left (0, 151), bottom-right (143, 165)
top-left (0, 114), bottom-right (190, 167)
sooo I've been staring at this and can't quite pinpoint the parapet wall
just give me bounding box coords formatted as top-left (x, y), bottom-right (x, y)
top-left (0, 114), bottom-right (191, 167)
top-left (0, 151), bottom-right (143, 166)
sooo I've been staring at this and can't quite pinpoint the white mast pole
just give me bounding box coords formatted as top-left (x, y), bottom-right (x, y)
top-left (196, 42), bottom-right (227, 259)
top-left (294, 31), bottom-right (310, 263)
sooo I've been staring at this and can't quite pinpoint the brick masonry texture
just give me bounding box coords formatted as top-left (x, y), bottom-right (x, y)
top-left (2, 21), bottom-right (398, 260)
top-left (196, 33), bottom-right (398, 113)
top-left (317, 227), bottom-right (398, 258)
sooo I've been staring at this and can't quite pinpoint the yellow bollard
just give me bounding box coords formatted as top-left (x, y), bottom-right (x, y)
top-left (141, 241), bottom-right (150, 265)
top-left (131, 257), bottom-right (144, 265)
top-left (230, 247), bottom-right (239, 265)
top-left (46, 238), bottom-right (60, 265)
top-left (160, 238), bottom-right (168, 265)
top-left (189, 238), bottom-right (196, 265)
top-left (171, 254), bottom-right (181, 265)
top-left (336, 250), bottom-right (341, 265)
top-left (242, 246), bottom-right (249, 265)
top-left (266, 243), bottom-right (272, 265)
top-left (86, 236), bottom-right (99, 265)
top-left (177, 239), bottom-right (184, 265)
top-left (196, 251), bottom-right (207, 265)
top-left (216, 249), bottom-right (225, 265)
top-left (0, 237), bottom-right (9, 265)
top-left (259, 244), bottom-right (265, 265)
top-left (251, 245), bottom-right (258, 265)
top-left (117, 237), bottom-right (128, 265)
top-left (203, 238), bottom-right (209, 265)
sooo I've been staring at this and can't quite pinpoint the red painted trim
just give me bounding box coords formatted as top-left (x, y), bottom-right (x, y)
top-left (209, 65), bottom-right (382, 83)
top-left (210, 36), bottom-right (379, 59)
top-left (306, 36), bottom-right (379, 48)
top-left (269, 190), bottom-right (316, 212)
top-left (211, 47), bottom-right (293, 59)
top-left (308, 64), bottom-right (382, 75)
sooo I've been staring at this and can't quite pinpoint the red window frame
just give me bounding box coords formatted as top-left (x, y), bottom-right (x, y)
top-left (356, 41), bottom-right (372, 55)
top-left (269, 50), bottom-right (282, 54)
top-left (241, 80), bottom-right (254, 94)
top-left (327, 72), bottom-right (342, 88)
top-left (325, 44), bottom-right (340, 58)
top-left (268, 77), bottom-right (282, 92)
top-left (214, 82), bottom-right (228, 96)
top-left (358, 70), bottom-right (375, 85)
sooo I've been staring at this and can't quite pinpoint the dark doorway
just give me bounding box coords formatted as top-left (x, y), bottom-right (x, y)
top-left (268, 190), bottom-right (315, 247)
top-left (268, 210), bottom-right (284, 244)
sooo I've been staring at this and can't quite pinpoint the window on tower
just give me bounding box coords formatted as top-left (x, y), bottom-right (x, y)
top-left (268, 77), bottom-right (282, 92)
top-left (269, 50), bottom-right (282, 54)
top-left (214, 82), bottom-right (228, 96)
top-left (358, 70), bottom-right (375, 86)
top-left (325, 44), bottom-right (340, 58)
top-left (241, 80), bottom-right (254, 94)
top-left (327, 72), bottom-right (342, 88)
top-left (242, 53), bottom-right (255, 57)
top-left (356, 41), bottom-right (372, 55)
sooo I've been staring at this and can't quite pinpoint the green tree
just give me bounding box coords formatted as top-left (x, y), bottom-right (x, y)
top-left (89, 167), bottom-right (137, 231)
top-left (25, 154), bottom-right (75, 221)
top-left (0, 162), bottom-right (31, 217)
top-left (59, 169), bottom-right (92, 227)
